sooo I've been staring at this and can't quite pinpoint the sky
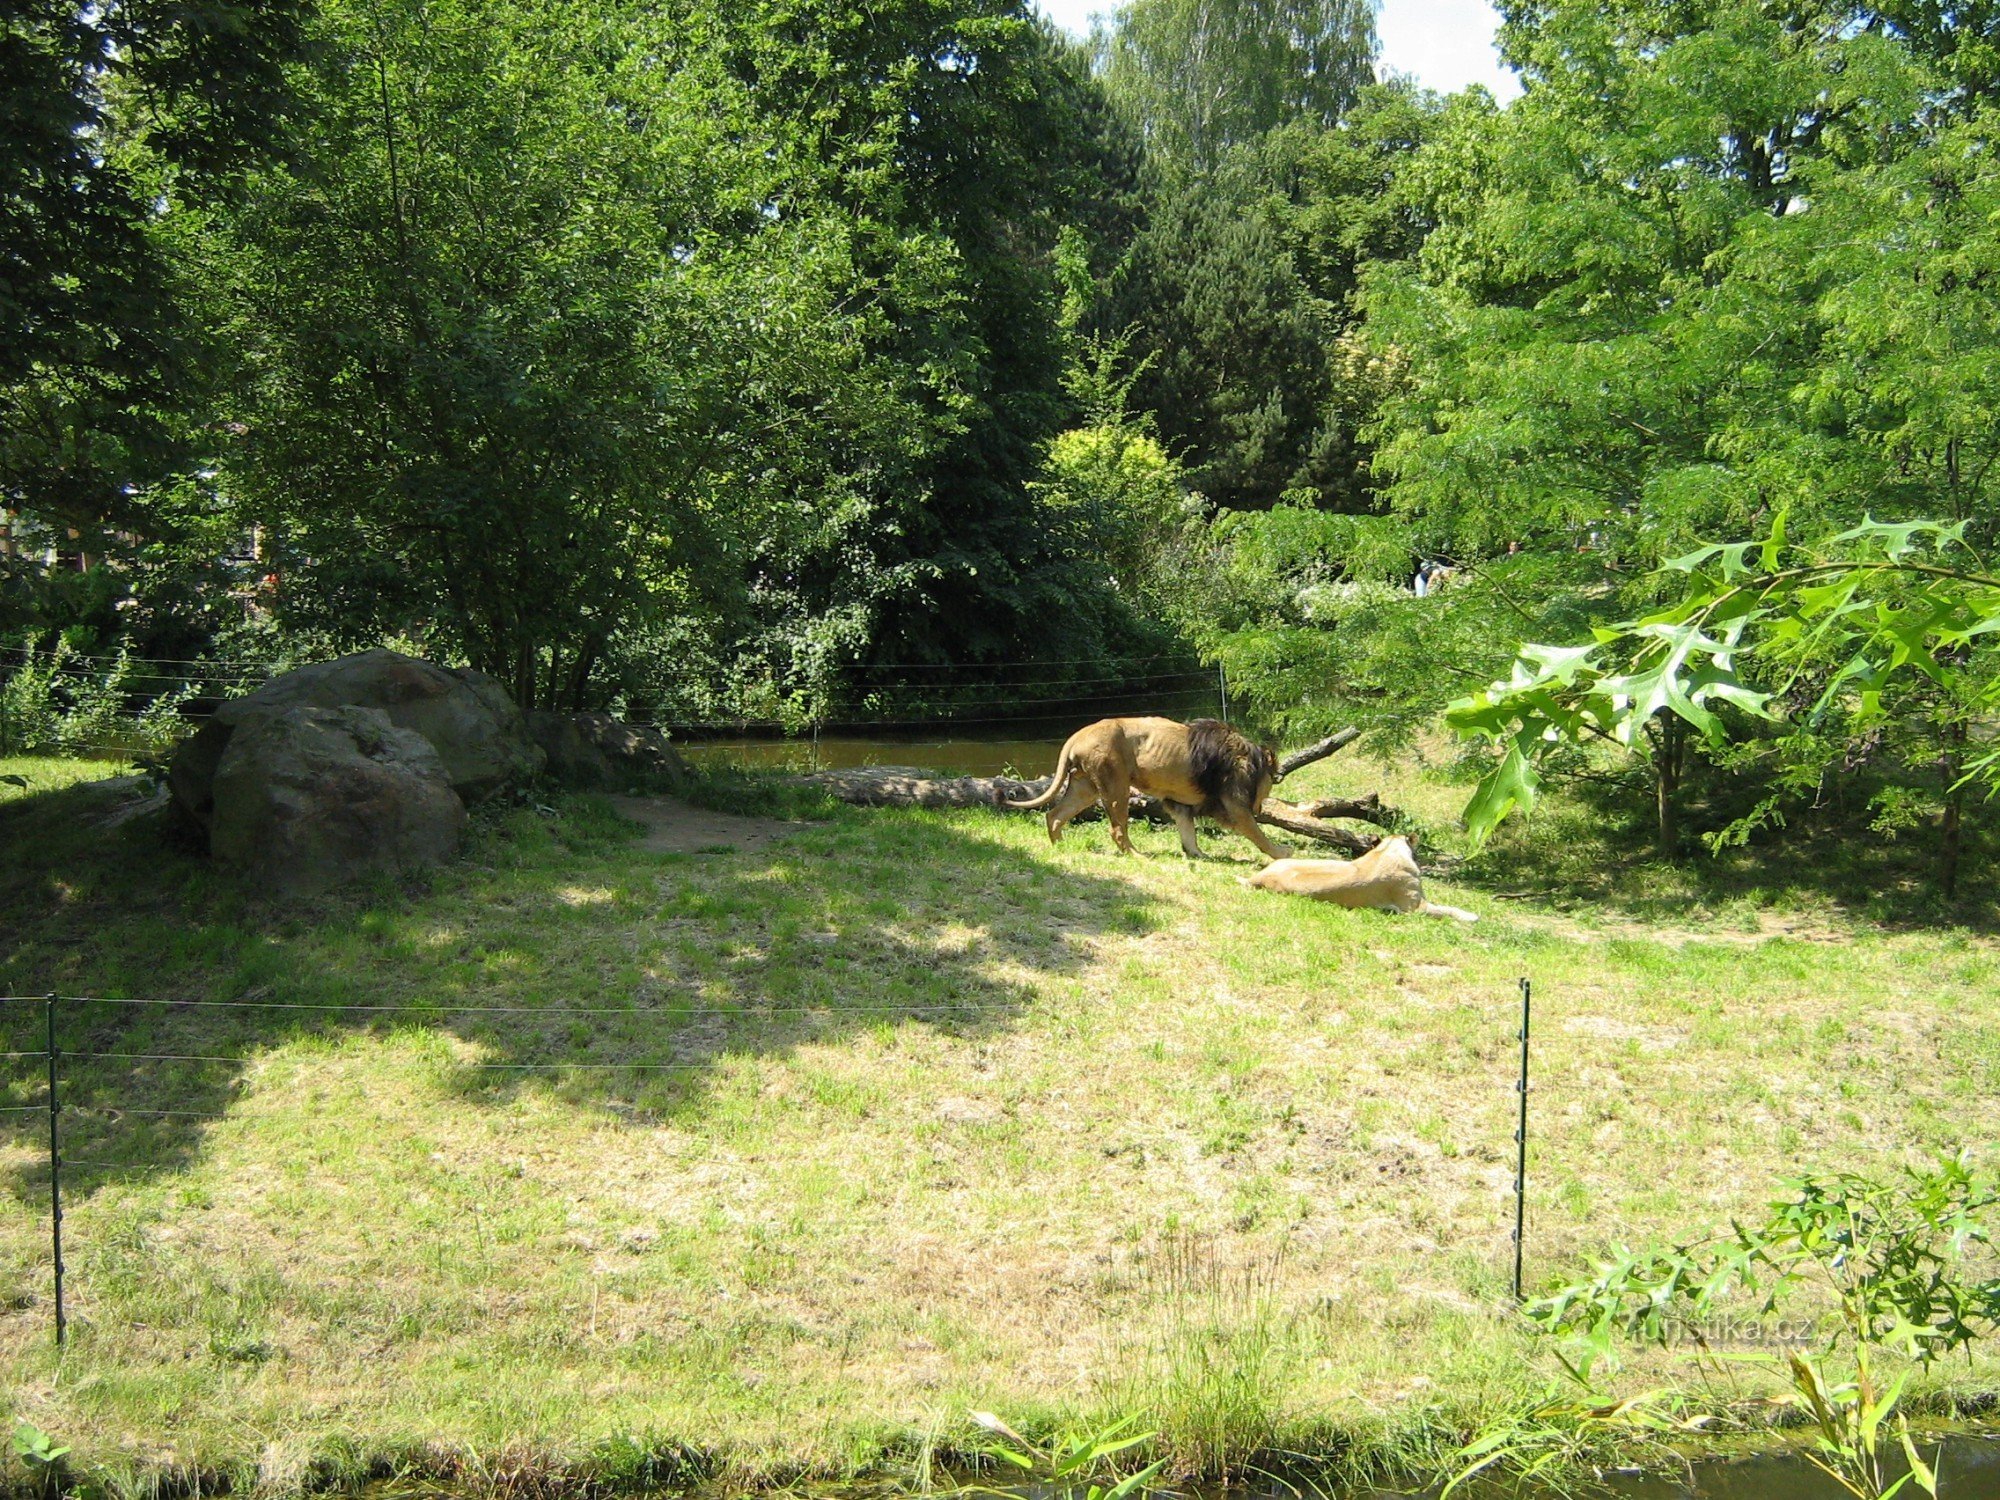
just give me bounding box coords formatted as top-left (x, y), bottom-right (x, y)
top-left (1031, 0), bottom-right (1522, 102)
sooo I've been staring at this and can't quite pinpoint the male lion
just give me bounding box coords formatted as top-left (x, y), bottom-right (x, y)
top-left (1009, 716), bottom-right (1292, 860)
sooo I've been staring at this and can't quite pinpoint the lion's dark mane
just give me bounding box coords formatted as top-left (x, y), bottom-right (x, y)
top-left (1184, 718), bottom-right (1278, 818)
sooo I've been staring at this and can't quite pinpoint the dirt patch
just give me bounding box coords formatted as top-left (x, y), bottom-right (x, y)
top-left (1505, 906), bottom-right (1860, 949)
top-left (608, 794), bottom-right (813, 855)
top-left (1561, 1014), bottom-right (1687, 1052)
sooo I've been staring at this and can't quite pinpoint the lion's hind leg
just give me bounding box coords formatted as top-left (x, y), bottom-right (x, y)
top-left (1086, 757), bottom-right (1138, 854)
top-left (1107, 795), bottom-right (1137, 854)
top-left (1044, 772), bottom-right (1102, 845)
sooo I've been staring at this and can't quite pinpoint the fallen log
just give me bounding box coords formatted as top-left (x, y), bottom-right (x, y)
top-left (1257, 799), bottom-right (1379, 855)
top-left (1292, 791), bottom-right (1393, 828)
top-left (799, 725), bottom-right (1364, 809)
top-left (800, 765), bottom-right (1049, 809)
top-left (800, 762), bottom-right (1390, 854)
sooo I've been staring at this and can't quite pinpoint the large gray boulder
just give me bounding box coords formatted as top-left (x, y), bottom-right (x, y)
top-left (526, 709), bottom-right (691, 791)
top-left (171, 649), bottom-right (542, 832)
top-left (209, 706), bottom-right (468, 897)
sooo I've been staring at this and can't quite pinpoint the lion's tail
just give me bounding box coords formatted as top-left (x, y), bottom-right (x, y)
top-left (1008, 749), bottom-right (1075, 810)
top-left (1417, 901), bottom-right (1479, 923)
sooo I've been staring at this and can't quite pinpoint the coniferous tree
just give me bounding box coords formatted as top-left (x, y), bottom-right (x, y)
top-left (0, 0), bottom-right (307, 549)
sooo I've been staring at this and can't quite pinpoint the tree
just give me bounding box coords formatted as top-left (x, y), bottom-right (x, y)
top-left (1093, 0), bottom-right (1393, 515)
top-left (1355, 0), bottom-right (1999, 852)
top-left (1100, 0), bottom-right (1378, 173)
top-left (1110, 157), bottom-right (1343, 511)
top-left (1283, 81), bottom-right (1445, 310)
top-left (1262, 81), bottom-right (1447, 511)
top-left (1449, 519), bottom-right (2000, 893)
top-left (679, 4), bottom-right (1160, 682)
top-left (0, 0), bottom-right (307, 630)
top-left (209, 0), bottom-right (976, 708)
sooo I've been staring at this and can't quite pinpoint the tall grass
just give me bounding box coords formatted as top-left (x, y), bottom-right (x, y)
top-left (0, 642), bottom-right (193, 759)
top-left (1104, 1234), bottom-right (1293, 1479)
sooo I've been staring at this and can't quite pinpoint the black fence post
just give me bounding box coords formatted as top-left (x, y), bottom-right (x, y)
top-left (1217, 662), bottom-right (1229, 723)
top-left (1512, 976), bottom-right (1531, 1303)
top-left (45, 993), bottom-right (64, 1348)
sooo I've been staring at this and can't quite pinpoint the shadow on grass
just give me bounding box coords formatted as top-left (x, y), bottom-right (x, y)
top-left (1453, 763), bottom-right (1999, 934)
top-left (0, 767), bottom-right (1158, 1206)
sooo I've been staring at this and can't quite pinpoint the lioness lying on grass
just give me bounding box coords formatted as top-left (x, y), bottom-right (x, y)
top-left (1243, 835), bottom-right (1477, 921)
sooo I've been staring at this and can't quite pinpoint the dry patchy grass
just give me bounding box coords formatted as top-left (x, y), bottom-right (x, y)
top-left (0, 753), bottom-right (1994, 1495)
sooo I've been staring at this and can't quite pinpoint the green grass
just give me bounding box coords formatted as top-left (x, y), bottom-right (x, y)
top-left (0, 750), bottom-right (1994, 1496)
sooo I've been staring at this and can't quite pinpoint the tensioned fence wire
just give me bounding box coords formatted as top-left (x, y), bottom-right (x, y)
top-left (0, 984), bottom-right (1541, 1105)
top-left (0, 989), bottom-right (1540, 1126)
top-left (0, 662), bottom-right (1206, 697)
top-left (0, 978), bottom-right (1542, 1342)
top-left (0, 989), bottom-right (1062, 1190)
top-left (0, 645), bottom-right (1209, 687)
top-left (0, 991), bottom-right (1051, 1105)
top-left (5, 645), bottom-right (1201, 670)
top-left (0, 647), bottom-right (1226, 754)
top-left (0, 995), bottom-right (1041, 1015)
top-left (0, 989), bottom-right (1034, 1188)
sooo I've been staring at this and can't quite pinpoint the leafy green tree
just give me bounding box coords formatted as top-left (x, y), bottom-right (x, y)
top-left (1355, 0), bottom-right (2000, 857)
top-left (1170, 496), bottom-right (1599, 748)
top-left (1449, 519), bottom-right (2000, 893)
top-left (1100, 0), bottom-right (1378, 173)
top-left (1366, 0), bottom-right (1988, 567)
top-left (1258, 82), bottom-right (1446, 511)
top-left (1034, 424), bottom-right (1183, 580)
top-left (0, 0), bottom-right (307, 398)
top-left (1027, 311), bottom-right (1192, 622)
top-left (210, 0), bottom-right (975, 708)
top-left (695, 5), bottom-right (1155, 679)
top-left (1283, 81), bottom-right (1445, 310)
top-left (1096, 6), bottom-right (1408, 515)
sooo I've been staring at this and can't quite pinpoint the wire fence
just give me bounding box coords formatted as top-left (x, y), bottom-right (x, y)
top-left (0, 980), bottom-right (1539, 1346)
top-left (0, 645), bottom-right (1232, 757)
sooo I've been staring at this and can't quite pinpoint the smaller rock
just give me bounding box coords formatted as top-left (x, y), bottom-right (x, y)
top-left (208, 706), bottom-right (468, 897)
top-left (527, 711), bottom-right (603, 786)
top-left (528, 710), bottom-right (690, 791)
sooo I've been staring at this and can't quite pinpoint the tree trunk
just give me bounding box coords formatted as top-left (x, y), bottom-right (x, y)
top-left (1290, 792), bottom-right (1393, 827)
top-left (1256, 799), bottom-right (1380, 855)
top-left (798, 766), bottom-right (1048, 810)
top-left (564, 639), bottom-right (602, 713)
top-left (1941, 717), bottom-right (1966, 901)
top-left (1652, 712), bottom-right (1681, 853)
top-left (514, 640), bottom-right (536, 713)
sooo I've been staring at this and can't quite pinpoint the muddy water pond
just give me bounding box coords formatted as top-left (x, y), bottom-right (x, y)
top-left (359, 1432), bottom-right (2000, 1500)
top-left (1139, 1432), bottom-right (2000, 1498)
top-left (1414, 1430), bottom-right (2000, 1497)
top-left (1398, 1431), bottom-right (2000, 1497)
